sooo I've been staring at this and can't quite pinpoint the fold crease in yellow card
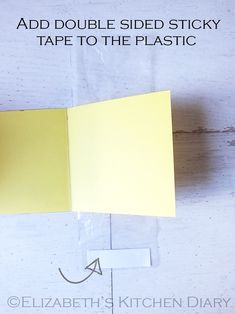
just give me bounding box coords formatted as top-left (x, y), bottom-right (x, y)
top-left (0, 91), bottom-right (175, 216)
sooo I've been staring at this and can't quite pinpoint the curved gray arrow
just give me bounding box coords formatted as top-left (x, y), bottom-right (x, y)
top-left (58, 258), bottom-right (102, 284)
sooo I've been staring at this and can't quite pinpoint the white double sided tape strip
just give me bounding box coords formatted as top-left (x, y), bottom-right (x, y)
top-left (87, 248), bottom-right (151, 269)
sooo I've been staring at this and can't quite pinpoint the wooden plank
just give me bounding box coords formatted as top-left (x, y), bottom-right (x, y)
top-left (111, 132), bottom-right (235, 314)
top-left (0, 1), bottom-right (234, 131)
top-left (0, 212), bottom-right (112, 314)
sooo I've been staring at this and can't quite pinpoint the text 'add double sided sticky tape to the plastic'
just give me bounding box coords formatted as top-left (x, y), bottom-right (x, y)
top-left (0, 91), bottom-right (175, 216)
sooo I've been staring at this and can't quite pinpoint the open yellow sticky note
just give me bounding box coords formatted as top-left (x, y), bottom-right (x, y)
top-left (0, 91), bottom-right (175, 216)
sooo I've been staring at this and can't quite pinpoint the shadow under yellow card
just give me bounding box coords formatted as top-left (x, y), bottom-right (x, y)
top-left (0, 91), bottom-right (175, 216)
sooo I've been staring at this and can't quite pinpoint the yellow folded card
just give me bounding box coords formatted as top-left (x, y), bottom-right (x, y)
top-left (0, 91), bottom-right (175, 216)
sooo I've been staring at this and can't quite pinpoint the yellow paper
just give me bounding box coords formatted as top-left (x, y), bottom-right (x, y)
top-left (0, 91), bottom-right (175, 216)
top-left (0, 109), bottom-right (70, 214)
top-left (68, 91), bottom-right (175, 216)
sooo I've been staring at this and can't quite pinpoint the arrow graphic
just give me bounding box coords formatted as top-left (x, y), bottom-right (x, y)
top-left (58, 258), bottom-right (102, 284)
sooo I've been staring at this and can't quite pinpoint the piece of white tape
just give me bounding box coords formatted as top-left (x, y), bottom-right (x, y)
top-left (87, 248), bottom-right (151, 269)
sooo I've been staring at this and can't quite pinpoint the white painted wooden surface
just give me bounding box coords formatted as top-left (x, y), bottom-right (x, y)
top-left (0, 1), bottom-right (234, 314)
top-left (0, 213), bottom-right (112, 313)
top-left (112, 133), bottom-right (235, 314)
top-left (0, 0), bottom-right (234, 131)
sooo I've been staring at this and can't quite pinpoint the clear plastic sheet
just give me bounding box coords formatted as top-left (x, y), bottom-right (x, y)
top-left (77, 213), bottom-right (159, 268)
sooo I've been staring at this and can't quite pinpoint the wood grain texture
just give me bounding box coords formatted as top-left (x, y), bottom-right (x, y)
top-left (0, 1), bottom-right (234, 314)
top-left (112, 132), bottom-right (235, 314)
top-left (0, 213), bottom-right (112, 313)
top-left (0, 0), bottom-right (234, 131)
